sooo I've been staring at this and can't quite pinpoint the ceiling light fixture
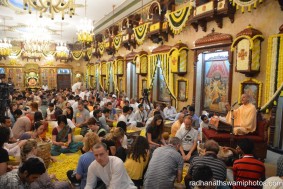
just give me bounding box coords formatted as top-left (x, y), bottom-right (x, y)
top-left (0, 18), bottom-right (12, 59)
top-left (77, 0), bottom-right (94, 44)
top-left (56, 23), bottom-right (69, 59)
top-left (22, 0), bottom-right (75, 20)
top-left (22, 21), bottom-right (51, 58)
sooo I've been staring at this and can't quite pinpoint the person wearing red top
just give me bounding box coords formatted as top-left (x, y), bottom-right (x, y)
top-left (233, 139), bottom-right (265, 189)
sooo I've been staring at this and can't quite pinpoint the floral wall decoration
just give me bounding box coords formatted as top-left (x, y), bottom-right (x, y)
top-left (265, 33), bottom-right (283, 103)
top-left (113, 35), bottom-right (122, 50)
top-left (230, 0), bottom-right (263, 13)
top-left (165, 4), bottom-right (192, 35)
top-left (71, 50), bottom-right (83, 61)
top-left (98, 42), bottom-right (105, 55)
top-left (133, 23), bottom-right (149, 45)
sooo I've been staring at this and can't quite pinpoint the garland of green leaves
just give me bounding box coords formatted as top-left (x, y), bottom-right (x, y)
top-left (42, 51), bottom-right (56, 58)
top-left (98, 43), bottom-right (105, 55)
top-left (133, 23), bottom-right (149, 45)
top-left (230, 0), bottom-right (263, 13)
top-left (166, 5), bottom-right (191, 35)
top-left (71, 50), bottom-right (83, 61)
top-left (86, 48), bottom-right (93, 60)
top-left (113, 35), bottom-right (122, 50)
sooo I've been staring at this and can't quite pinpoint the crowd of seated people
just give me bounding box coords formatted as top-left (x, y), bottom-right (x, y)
top-left (0, 87), bottom-right (281, 189)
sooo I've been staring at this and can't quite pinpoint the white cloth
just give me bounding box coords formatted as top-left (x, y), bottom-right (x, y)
top-left (89, 111), bottom-right (94, 118)
top-left (118, 114), bottom-right (128, 124)
top-left (72, 101), bottom-right (78, 112)
top-left (71, 82), bottom-right (82, 92)
top-left (42, 85), bottom-right (48, 91)
top-left (46, 108), bottom-right (55, 120)
top-left (133, 110), bottom-right (147, 122)
top-left (85, 156), bottom-right (136, 189)
top-left (163, 107), bottom-right (177, 119)
top-left (4, 142), bottom-right (21, 157)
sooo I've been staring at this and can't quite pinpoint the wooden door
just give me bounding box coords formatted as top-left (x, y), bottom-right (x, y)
top-left (57, 74), bottom-right (71, 90)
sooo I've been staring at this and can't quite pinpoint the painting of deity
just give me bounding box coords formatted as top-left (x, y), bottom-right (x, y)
top-left (203, 52), bottom-right (230, 113)
top-left (240, 79), bottom-right (262, 108)
top-left (157, 68), bottom-right (171, 102)
top-left (178, 80), bottom-right (187, 101)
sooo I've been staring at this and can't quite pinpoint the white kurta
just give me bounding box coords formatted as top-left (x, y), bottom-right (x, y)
top-left (85, 156), bottom-right (136, 189)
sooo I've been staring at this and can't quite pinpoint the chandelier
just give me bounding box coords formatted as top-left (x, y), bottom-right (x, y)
top-left (56, 23), bottom-right (69, 59)
top-left (56, 42), bottom-right (69, 57)
top-left (22, 22), bottom-right (51, 57)
top-left (0, 38), bottom-right (12, 58)
top-left (0, 18), bottom-right (12, 59)
top-left (77, 0), bottom-right (94, 44)
top-left (22, 0), bottom-right (75, 20)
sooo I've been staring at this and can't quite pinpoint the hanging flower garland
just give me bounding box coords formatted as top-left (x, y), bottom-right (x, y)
top-left (113, 35), bottom-right (122, 50)
top-left (165, 4), bottom-right (191, 35)
top-left (133, 23), bottom-right (149, 45)
top-left (42, 50), bottom-right (56, 58)
top-left (98, 42), bottom-right (105, 55)
top-left (86, 47), bottom-right (93, 60)
top-left (10, 47), bottom-right (22, 58)
top-left (71, 50), bottom-right (83, 60)
top-left (230, 0), bottom-right (263, 13)
top-left (264, 34), bottom-right (283, 103)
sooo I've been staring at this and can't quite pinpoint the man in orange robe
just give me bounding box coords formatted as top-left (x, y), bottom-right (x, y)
top-left (225, 94), bottom-right (257, 135)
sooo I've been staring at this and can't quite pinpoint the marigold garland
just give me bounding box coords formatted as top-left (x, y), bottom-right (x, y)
top-left (133, 23), bottom-right (149, 45)
top-left (113, 35), bottom-right (122, 50)
top-left (165, 5), bottom-right (191, 35)
top-left (71, 50), bottom-right (83, 61)
top-left (230, 0), bottom-right (263, 13)
top-left (98, 42), bottom-right (105, 55)
top-left (264, 34), bottom-right (283, 103)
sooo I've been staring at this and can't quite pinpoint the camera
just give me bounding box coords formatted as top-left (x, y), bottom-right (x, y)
top-left (143, 88), bottom-right (149, 97)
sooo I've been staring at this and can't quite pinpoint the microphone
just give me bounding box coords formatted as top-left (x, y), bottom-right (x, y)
top-left (232, 101), bottom-right (238, 107)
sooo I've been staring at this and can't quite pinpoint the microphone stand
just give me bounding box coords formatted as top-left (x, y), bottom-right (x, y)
top-left (230, 107), bottom-right (235, 147)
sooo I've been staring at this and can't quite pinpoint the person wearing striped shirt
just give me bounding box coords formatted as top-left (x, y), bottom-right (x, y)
top-left (233, 138), bottom-right (265, 189)
top-left (143, 137), bottom-right (184, 189)
top-left (188, 140), bottom-right (227, 182)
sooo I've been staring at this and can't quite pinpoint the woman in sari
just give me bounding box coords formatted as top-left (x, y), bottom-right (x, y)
top-left (51, 115), bottom-right (83, 156)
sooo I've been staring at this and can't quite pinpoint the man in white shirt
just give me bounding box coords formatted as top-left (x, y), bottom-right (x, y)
top-left (118, 106), bottom-right (130, 124)
top-left (42, 83), bottom-right (48, 91)
top-left (133, 104), bottom-right (147, 127)
top-left (85, 143), bottom-right (136, 189)
top-left (163, 103), bottom-right (177, 120)
top-left (46, 103), bottom-right (55, 120)
top-left (71, 82), bottom-right (82, 93)
top-left (176, 115), bottom-right (198, 162)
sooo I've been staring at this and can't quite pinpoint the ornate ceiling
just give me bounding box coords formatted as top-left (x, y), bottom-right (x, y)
top-left (0, 0), bottom-right (127, 43)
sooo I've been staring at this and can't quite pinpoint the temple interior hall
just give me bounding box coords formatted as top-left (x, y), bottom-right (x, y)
top-left (1, 0), bottom-right (283, 188)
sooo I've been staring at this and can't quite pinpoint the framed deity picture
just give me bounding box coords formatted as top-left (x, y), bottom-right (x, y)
top-left (240, 79), bottom-right (262, 108)
top-left (116, 59), bottom-right (124, 75)
top-left (157, 68), bottom-right (171, 102)
top-left (177, 79), bottom-right (188, 101)
top-left (202, 51), bottom-right (230, 114)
